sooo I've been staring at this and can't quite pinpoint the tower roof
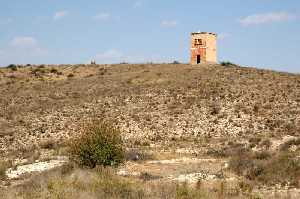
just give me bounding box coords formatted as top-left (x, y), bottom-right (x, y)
top-left (191, 32), bottom-right (217, 36)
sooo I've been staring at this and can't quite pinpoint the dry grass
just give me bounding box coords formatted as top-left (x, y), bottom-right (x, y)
top-left (0, 166), bottom-right (261, 199)
top-left (0, 161), bottom-right (10, 180)
top-left (0, 165), bottom-right (6, 180)
top-left (229, 150), bottom-right (300, 187)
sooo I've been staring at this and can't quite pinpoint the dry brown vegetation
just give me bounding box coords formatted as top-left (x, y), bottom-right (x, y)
top-left (0, 161), bottom-right (10, 181)
top-left (229, 150), bottom-right (300, 187)
top-left (0, 166), bottom-right (262, 199)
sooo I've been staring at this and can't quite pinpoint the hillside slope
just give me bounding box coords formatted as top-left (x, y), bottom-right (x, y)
top-left (0, 63), bottom-right (299, 157)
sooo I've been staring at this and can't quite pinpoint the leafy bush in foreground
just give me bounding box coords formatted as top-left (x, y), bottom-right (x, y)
top-left (69, 122), bottom-right (124, 168)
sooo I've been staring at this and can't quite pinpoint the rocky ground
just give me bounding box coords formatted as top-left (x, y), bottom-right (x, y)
top-left (0, 63), bottom-right (300, 198)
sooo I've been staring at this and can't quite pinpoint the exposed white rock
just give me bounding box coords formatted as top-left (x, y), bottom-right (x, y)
top-left (147, 157), bottom-right (220, 165)
top-left (6, 157), bottom-right (68, 179)
top-left (168, 172), bottom-right (217, 183)
top-left (117, 169), bottom-right (140, 177)
top-left (169, 172), bottom-right (236, 184)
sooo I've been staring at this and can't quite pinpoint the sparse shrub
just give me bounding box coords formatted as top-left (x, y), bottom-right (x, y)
top-left (220, 61), bottom-right (236, 67)
top-left (139, 172), bottom-right (160, 181)
top-left (229, 150), bottom-right (300, 187)
top-left (69, 122), bottom-right (125, 168)
top-left (59, 162), bottom-right (76, 175)
top-left (92, 166), bottom-right (146, 198)
top-left (238, 180), bottom-right (254, 193)
top-left (125, 149), bottom-right (154, 161)
top-left (257, 152), bottom-right (300, 187)
top-left (18, 144), bottom-right (40, 160)
top-left (125, 149), bottom-right (141, 161)
top-left (50, 68), bottom-right (58, 74)
top-left (284, 122), bottom-right (298, 135)
top-left (7, 64), bottom-right (18, 71)
top-left (253, 151), bottom-right (271, 160)
top-left (280, 138), bottom-right (300, 151)
top-left (253, 104), bottom-right (260, 114)
top-left (259, 139), bottom-right (271, 150)
top-left (31, 67), bottom-right (46, 76)
top-left (207, 143), bottom-right (249, 158)
top-left (27, 150), bottom-right (41, 164)
top-left (249, 137), bottom-right (262, 147)
top-left (39, 138), bottom-right (57, 149)
top-left (229, 151), bottom-right (256, 178)
top-left (206, 148), bottom-right (227, 157)
top-left (0, 161), bottom-right (9, 180)
top-left (175, 183), bottom-right (207, 199)
top-left (99, 68), bottom-right (107, 75)
top-left (218, 181), bottom-right (226, 199)
top-left (209, 102), bottom-right (221, 115)
top-left (172, 60), bottom-right (181, 64)
top-left (67, 73), bottom-right (74, 78)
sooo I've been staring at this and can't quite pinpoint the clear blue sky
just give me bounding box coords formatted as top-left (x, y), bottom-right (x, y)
top-left (0, 0), bottom-right (299, 73)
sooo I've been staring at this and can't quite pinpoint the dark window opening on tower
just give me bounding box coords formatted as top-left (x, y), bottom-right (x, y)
top-left (197, 55), bottom-right (201, 64)
top-left (195, 39), bottom-right (203, 47)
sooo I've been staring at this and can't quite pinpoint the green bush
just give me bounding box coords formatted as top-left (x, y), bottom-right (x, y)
top-left (172, 60), bottom-right (181, 64)
top-left (69, 122), bottom-right (124, 168)
top-left (220, 61), bottom-right (236, 67)
top-left (7, 64), bottom-right (18, 71)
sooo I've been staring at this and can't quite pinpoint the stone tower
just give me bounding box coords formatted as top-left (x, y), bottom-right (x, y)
top-left (190, 32), bottom-right (217, 64)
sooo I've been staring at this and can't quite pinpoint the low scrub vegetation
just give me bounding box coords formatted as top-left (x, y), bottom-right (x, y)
top-left (280, 138), bottom-right (300, 151)
top-left (67, 73), bottom-right (75, 78)
top-left (229, 150), bottom-right (300, 187)
top-left (69, 122), bottom-right (125, 168)
top-left (172, 60), bottom-right (181, 64)
top-left (220, 61), bottom-right (237, 67)
top-left (6, 64), bottom-right (18, 71)
top-left (0, 161), bottom-right (9, 180)
top-left (39, 138), bottom-right (57, 149)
